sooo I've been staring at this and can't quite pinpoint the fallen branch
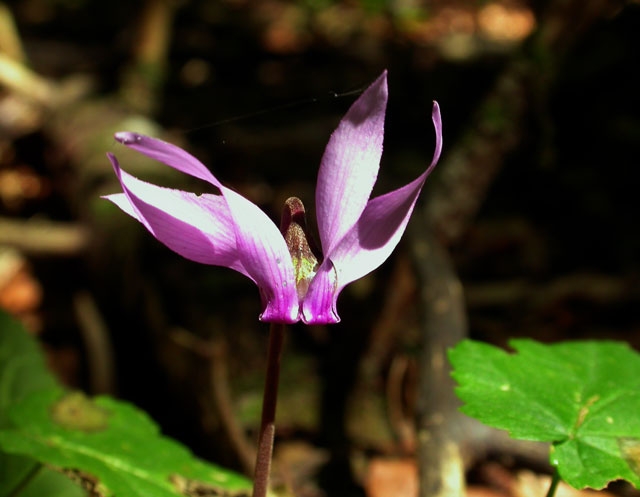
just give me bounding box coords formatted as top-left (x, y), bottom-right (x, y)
top-left (0, 216), bottom-right (90, 256)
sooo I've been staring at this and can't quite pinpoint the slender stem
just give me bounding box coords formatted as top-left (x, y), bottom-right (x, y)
top-left (252, 322), bottom-right (286, 497)
top-left (544, 468), bottom-right (561, 497)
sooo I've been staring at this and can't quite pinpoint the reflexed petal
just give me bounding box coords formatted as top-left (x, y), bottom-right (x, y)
top-left (305, 101), bottom-right (443, 316)
top-left (315, 71), bottom-right (388, 257)
top-left (107, 151), bottom-right (300, 323)
top-left (105, 153), bottom-right (246, 272)
top-left (114, 132), bottom-right (222, 187)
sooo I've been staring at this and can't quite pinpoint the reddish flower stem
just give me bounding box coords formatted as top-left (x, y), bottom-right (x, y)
top-left (252, 322), bottom-right (286, 497)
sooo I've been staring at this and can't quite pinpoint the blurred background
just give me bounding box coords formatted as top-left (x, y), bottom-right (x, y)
top-left (1, 0), bottom-right (639, 496)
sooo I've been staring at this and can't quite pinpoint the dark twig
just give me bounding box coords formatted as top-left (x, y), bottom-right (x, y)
top-left (168, 328), bottom-right (256, 475)
top-left (209, 340), bottom-right (257, 476)
top-left (120, 0), bottom-right (178, 113)
top-left (359, 254), bottom-right (416, 383)
top-left (73, 291), bottom-right (116, 395)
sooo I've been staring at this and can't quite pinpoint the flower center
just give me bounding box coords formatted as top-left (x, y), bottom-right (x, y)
top-left (280, 197), bottom-right (320, 300)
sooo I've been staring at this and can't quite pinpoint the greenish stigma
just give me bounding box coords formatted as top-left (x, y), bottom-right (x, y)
top-left (280, 197), bottom-right (320, 300)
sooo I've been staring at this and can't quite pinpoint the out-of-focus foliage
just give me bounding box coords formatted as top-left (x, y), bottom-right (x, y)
top-left (0, 311), bottom-right (251, 497)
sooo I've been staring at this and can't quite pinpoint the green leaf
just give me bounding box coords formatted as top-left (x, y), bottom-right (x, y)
top-left (0, 309), bottom-right (250, 497)
top-left (0, 311), bottom-right (81, 497)
top-left (0, 389), bottom-right (251, 497)
top-left (0, 311), bottom-right (57, 427)
top-left (0, 455), bottom-right (86, 497)
top-left (449, 339), bottom-right (640, 490)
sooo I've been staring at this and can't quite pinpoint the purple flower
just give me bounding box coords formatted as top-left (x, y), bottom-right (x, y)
top-left (104, 71), bottom-right (442, 324)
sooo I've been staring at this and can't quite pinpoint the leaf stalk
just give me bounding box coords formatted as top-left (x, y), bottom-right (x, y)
top-left (545, 468), bottom-right (561, 497)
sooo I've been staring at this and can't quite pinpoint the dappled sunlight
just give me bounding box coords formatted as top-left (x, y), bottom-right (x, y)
top-left (405, 1), bottom-right (536, 58)
top-left (478, 2), bottom-right (536, 42)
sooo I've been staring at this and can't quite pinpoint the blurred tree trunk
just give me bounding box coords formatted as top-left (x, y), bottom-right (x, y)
top-left (414, 1), bottom-right (626, 496)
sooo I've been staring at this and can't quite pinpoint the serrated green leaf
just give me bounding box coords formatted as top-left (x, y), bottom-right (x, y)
top-left (449, 339), bottom-right (640, 490)
top-left (0, 388), bottom-right (251, 497)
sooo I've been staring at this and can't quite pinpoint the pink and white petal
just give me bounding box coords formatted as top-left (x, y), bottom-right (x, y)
top-left (328, 174), bottom-right (425, 289)
top-left (220, 188), bottom-right (300, 323)
top-left (315, 71), bottom-right (388, 257)
top-left (114, 132), bottom-right (223, 188)
top-left (301, 260), bottom-right (340, 324)
top-left (106, 153), bottom-right (246, 273)
top-left (107, 152), bottom-right (300, 323)
top-left (318, 100), bottom-right (443, 295)
top-left (302, 184), bottom-right (419, 325)
top-left (105, 192), bottom-right (138, 219)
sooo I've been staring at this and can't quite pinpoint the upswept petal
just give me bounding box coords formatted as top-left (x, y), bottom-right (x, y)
top-left (302, 182), bottom-right (419, 325)
top-left (315, 71), bottom-right (388, 257)
top-left (304, 101), bottom-right (443, 322)
top-left (328, 101), bottom-right (442, 286)
top-left (109, 137), bottom-right (300, 324)
top-left (106, 153), bottom-right (246, 272)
